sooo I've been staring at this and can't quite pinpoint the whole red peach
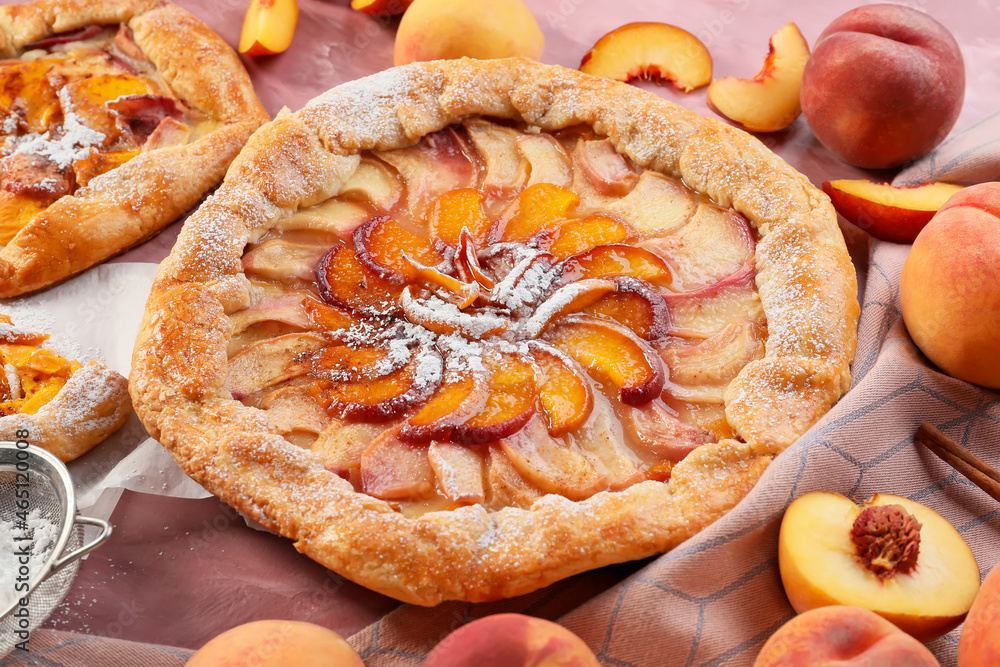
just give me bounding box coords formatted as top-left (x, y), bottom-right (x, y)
top-left (800, 4), bottom-right (964, 169)
top-left (423, 613), bottom-right (600, 667)
top-left (900, 182), bottom-right (1000, 388)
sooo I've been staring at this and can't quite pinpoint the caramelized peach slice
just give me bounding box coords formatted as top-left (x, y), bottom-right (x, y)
top-left (302, 298), bottom-right (359, 338)
top-left (229, 294), bottom-right (313, 336)
top-left (707, 23), bottom-right (810, 133)
top-left (0, 59), bottom-right (61, 133)
top-left (528, 341), bottom-right (593, 436)
top-left (308, 343), bottom-right (408, 382)
top-left (640, 204), bottom-right (755, 290)
top-left (354, 215), bottom-right (444, 284)
top-left (583, 276), bottom-right (671, 340)
top-left (243, 238), bottom-right (331, 283)
top-left (427, 188), bottom-right (491, 247)
top-left (400, 288), bottom-right (508, 338)
top-left (226, 332), bottom-right (327, 399)
top-left (454, 229), bottom-right (496, 291)
top-left (339, 158), bottom-right (403, 213)
top-left (573, 139), bottom-right (637, 197)
top-left (500, 415), bottom-right (607, 501)
top-left (63, 74), bottom-right (155, 143)
top-left (546, 314), bottom-right (664, 405)
top-left (376, 128), bottom-right (478, 219)
top-left (517, 134), bottom-right (572, 188)
top-left (403, 258), bottom-right (479, 309)
top-left (0, 191), bottom-right (46, 245)
top-left (569, 390), bottom-right (644, 490)
top-left (316, 243), bottom-right (403, 315)
top-left (73, 148), bottom-right (140, 188)
top-left (619, 400), bottom-right (713, 461)
top-left (400, 372), bottom-right (488, 443)
top-left (662, 319), bottom-right (766, 390)
top-left (559, 244), bottom-right (673, 285)
top-left (604, 171), bottom-right (696, 239)
top-left (310, 346), bottom-right (442, 422)
top-left (533, 213), bottom-right (634, 260)
top-left (487, 447), bottom-right (543, 510)
top-left (361, 427), bottom-right (435, 500)
top-left (580, 22), bottom-right (712, 92)
top-left (428, 442), bottom-right (486, 504)
top-left (662, 264), bottom-right (761, 337)
top-left (521, 278), bottom-right (617, 338)
top-left (451, 353), bottom-right (537, 445)
top-left (465, 119), bottom-right (529, 200)
top-left (488, 183), bottom-right (580, 244)
top-left (239, 0), bottom-right (298, 55)
top-left (275, 199), bottom-right (373, 238)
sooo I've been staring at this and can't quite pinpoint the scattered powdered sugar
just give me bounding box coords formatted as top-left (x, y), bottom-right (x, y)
top-left (12, 111), bottom-right (105, 169)
top-left (0, 508), bottom-right (61, 611)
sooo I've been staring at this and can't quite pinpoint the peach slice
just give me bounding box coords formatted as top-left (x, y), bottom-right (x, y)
top-left (753, 606), bottom-right (941, 667)
top-left (400, 371), bottom-right (488, 443)
top-left (546, 314), bottom-right (664, 405)
top-left (423, 614), bottom-right (601, 667)
top-left (308, 343), bottom-right (406, 383)
top-left (465, 119), bottom-right (529, 200)
top-left (316, 243), bottom-right (404, 316)
top-left (573, 139), bottom-right (638, 197)
top-left (339, 158), bottom-right (403, 213)
top-left (488, 183), bottom-right (580, 244)
top-left (568, 389), bottom-right (644, 490)
top-left (662, 264), bottom-right (761, 337)
top-left (618, 400), bottom-right (713, 462)
top-left (0, 192), bottom-right (48, 245)
top-left (528, 341), bottom-right (594, 436)
top-left (302, 298), bottom-right (359, 338)
top-left (451, 353), bottom-right (537, 445)
top-left (275, 199), bottom-right (373, 238)
top-left (559, 244), bottom-right (673, 285)
top-left (376, 128), bottom-right (477, 219)
top-left (242, 238), bottom-right (331, 283)
top-left (310, 346), bottom-right (443, 422)
top-left (354, 215), bottom-right (444, 284)
top-left (520, 278), bottom-right (618, 338)
top-left (225, 332), bottom-right (327, 399)
top-left (580, 22), bottom-right (712, 92)
top-left (62, 74), bottom-right (154, 145)
top-left (361, 426), bottom-right (435, 500)
top-left (604, 171), bottom-right (696, 239)
top-left (239, 0), bottom-right (298, 56)
top-left (427, 442), bottom-right (486, 504)
top-left (533, 213), bottom-right (634, 261)
top-left (500, 415), bottom-right (607, 501)
top-left (662, 318), bottom-right (766, 391)
top-left (487, 249), bottom-right (556, 311)
top-left (517, 134), bottom-right (573, 188)
top-left (399, 288), bottom-right (508, 338)
top-left (778, 491), bottom-right (981, 642)
top-left (454, 229), bottom-right (496, 291)
top-left (822, 180), bottom-right (964, 244)
top-left (0, 59), bottom-right (62, 134)
top-left (427, 188), bottom-right (492, 248)
top-left (706, 23), bottom-right (811, 133)
top-left (583, 276), bottom-right (671, 340)
top-left (228, 294), bottom-right (314, 336)
top-left (350, 0), bottom-right (412, 17)
top-left (486, 448), bottom-right (544, 510)
top-left (312, 421), bottom-right (386, 479)
top-left (640, 204), bottom-right (755, 291)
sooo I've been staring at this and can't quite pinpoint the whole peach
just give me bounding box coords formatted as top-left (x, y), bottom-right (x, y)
top-left (422, 613), bottom-right (600, 667)
top-left (958, 565), bottom-right (1000, 666)
top-left (900, 182), bottom-right (1000, 388)
top-left (800, 4), bottom-right (964, 169)
top-left (185, 619), bottom-right (364, 667)
top-left (394, 0), bottom-right (544, 66)
top-left (754, 606), bottom-right (940, 666)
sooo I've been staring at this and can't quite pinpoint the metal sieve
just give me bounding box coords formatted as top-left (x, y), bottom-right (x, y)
top-left (0, 441), bottom-right (112, 655)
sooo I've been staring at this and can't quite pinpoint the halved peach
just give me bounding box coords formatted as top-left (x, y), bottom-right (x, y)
top-left (354, 215), bottom-right (444, 283)
top-left (528, 341), bottom-right (594, 436)
top-left (580, 22), bottom-right (712, 92)
top-left (316, 243), bottom-right (403, 315)
top-left (427, 188), bottom-right (492, 248)
top-left (310, 346), bottom-right (443, 422)
top-left (584, 276), bottom-right (671, 340)
top-left (239, 0), bottom-right (298, 56)
top-left (488, 183), bottom-right (580, 244)
top-left (533, 213), bottom-right (634, 260)
top-left (546, 314), bottom-right (664, 405)
top-left (451, 353), bottom-right (537, 445)
top-left (822, 180), bottom-right (965, 244)
top-left (706, 23), bottom-right (810, 133)
top-left (559, 244), bottom-right (673, 285)
top-left (779, 491), bottom-right (981, 642)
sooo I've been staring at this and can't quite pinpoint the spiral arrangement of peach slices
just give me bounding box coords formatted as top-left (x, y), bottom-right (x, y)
top-left (228, 119), bottom-right (764, 514)
top-left (0, 24), bottom-right (206, 243)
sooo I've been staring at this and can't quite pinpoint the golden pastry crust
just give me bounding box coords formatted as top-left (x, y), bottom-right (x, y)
top-left (131, 58), bottom-right (858, 605)
top-left (0, 360), bottom-right (131, 462)
top-left (0, 0), bottom-right (269, 298)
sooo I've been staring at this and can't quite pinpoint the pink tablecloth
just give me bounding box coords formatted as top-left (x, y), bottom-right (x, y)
top-left (2, 0), bottom-right (999, 665)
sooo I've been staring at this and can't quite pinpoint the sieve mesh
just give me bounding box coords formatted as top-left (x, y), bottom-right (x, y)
top-left (0, 442), bottom-right (111, 657)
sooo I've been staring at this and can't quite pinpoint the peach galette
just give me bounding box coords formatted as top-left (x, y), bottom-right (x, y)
top-left (132, 58), bottom-right (858, 605)
top-left (0, 0), bottom-right (268, 298)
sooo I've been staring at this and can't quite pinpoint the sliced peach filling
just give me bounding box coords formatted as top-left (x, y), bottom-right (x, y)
top-left (0, 314), bottom-right (83, 416)
top-left (230, 121), bottom-right (765, 513)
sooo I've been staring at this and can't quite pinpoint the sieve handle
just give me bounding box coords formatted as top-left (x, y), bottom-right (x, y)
top-left (50, 516), bottom-right (113, 572)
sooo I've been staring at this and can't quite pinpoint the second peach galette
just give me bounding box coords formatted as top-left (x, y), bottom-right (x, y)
top-left (132, 58), bottom-right (858, 605)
